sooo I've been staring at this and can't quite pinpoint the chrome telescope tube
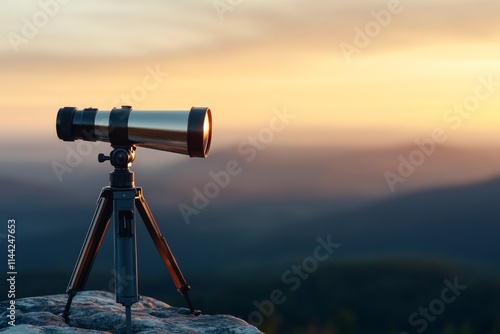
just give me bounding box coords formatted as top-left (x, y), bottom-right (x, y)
top-left (56, 106), bottom-right (212, 158)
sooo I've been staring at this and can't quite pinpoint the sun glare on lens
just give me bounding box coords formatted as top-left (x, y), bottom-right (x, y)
top-left (203, 113), bottom-right (211, 152)
top-left (203, 113), bottom-right (210, 136)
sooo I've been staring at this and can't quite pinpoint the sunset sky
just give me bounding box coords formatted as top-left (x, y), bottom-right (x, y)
top-left (4, 4), bottom-right (500, 332)
top-left (1, 0), bottom-right (500, 149)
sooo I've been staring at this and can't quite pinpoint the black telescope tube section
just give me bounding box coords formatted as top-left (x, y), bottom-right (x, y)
top-left (187, 107), bottom-right (212, 158)
top-left (56, 107), bottom-right (77, 141)
top-left (109, 107), bottom-right (132, 146)
top-left (56, 107), bottom-right (98, 141)
top-left (73, 108), bottom-right (98, 141)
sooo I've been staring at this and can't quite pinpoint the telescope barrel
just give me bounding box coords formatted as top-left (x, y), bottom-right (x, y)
top-left (56, 106), bottom-right (212, 158)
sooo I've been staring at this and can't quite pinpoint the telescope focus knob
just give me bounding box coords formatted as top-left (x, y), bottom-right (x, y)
top-left (98, 153), bottom-right (110, 163)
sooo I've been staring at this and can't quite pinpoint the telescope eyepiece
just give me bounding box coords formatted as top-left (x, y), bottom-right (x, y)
top-left (56, 107), bottom-right (77, 142)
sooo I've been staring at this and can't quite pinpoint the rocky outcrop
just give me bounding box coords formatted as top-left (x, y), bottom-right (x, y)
top-left (0, 290), bottom-right (263, 333)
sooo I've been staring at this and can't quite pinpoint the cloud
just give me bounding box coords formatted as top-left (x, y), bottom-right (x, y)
top-left (1, 0), bottom-right (499, 61)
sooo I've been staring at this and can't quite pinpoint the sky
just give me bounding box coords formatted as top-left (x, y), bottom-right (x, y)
top-left (1, 0), bottom-right (500, 150)
top-left (3, 4), bottom-right (500, 331)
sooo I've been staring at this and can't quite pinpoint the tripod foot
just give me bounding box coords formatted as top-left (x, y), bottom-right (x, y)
top-left (125, 305), bottom-right (132, 334)
top-left (178, 285), bottom-right (197, 315)
top-left (62, 291), bottom-right (77, 320)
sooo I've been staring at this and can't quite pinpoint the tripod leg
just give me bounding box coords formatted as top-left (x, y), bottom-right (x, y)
top-left (63, 188), bottom-right (113, 318)
top-left (135, 188), bottom-right (197, 314)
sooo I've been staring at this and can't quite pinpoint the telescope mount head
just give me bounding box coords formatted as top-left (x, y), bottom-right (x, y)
top-left (99, 146), bottom-right (136, 188)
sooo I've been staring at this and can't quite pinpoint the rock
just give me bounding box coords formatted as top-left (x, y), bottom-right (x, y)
top-left (0, 290), bottom-right (263, 334)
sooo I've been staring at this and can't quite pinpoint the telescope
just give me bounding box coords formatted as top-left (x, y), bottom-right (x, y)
top-left (56, 105), bottom-right (212, 157)
top-left (56, 105), bottom-right (212, 334)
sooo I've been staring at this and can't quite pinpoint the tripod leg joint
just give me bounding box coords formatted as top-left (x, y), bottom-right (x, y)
top-left (179, 284), bottom-right (191, 294)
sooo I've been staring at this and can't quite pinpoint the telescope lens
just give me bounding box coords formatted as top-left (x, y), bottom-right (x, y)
top-left (187, 107), bottom-right (212, 158)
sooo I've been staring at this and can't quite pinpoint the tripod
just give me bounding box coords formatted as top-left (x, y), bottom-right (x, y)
top-left (62, 146), bottom-right (198, 334)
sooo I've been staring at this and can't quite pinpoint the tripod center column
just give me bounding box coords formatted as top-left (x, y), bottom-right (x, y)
top-left (112, 188), bottom-right (139, 307)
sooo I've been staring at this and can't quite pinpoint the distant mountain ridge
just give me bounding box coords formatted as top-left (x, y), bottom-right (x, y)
top-left (3, 143), bottom-right (500, 286)
top-left (263, 176), bottom-right (500, 271)
top-left (5, 172), bottom-right (500, 279)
